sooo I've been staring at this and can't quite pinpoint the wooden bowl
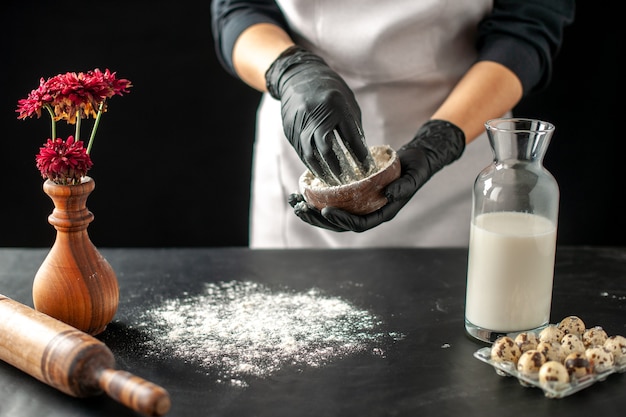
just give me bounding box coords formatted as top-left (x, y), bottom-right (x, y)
top-left (299, 145), bottom-right (401, 215)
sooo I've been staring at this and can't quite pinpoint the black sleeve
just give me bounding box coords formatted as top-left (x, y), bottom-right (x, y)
top-left (476, 0), bottom-right (575, 96)
top-left (211, 0), bottom-right (290, 77)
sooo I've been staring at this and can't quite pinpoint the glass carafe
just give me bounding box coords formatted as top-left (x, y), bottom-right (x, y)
top-left (465, 118), bottom-right (559, 343)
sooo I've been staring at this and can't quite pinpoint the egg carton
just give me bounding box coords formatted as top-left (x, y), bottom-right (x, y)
top-left (474, 346), bottom-right (626, 398)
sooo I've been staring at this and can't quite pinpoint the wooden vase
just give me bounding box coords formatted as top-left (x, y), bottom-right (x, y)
top-left (33, 176), bottom-right (119, 336)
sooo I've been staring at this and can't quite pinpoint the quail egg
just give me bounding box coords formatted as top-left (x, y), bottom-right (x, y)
top-left (536, 340), bottom-right (565, 363)
top-left (583, 326), bottom-right (609, 348)
top-left (515, 332), bottom-right (539, 353)
top-left (491, 336), bottom-right (522, 364)
top-left (558, 315), bottom-right (586, 338)
top-left (604, 335), bottom-right (626, 365)
top-left (517, 349), bottom-right (546, 379)
top-left (564, 352), bottom-right (593, 379)
top-left (538, 360), bottom-right (570, 389)
top-left (539, 325), bottom-right (564, 344)
top-left (561, 333), bottom-right (586, 355)
top-left (585, 346), bottom-right (615, 373)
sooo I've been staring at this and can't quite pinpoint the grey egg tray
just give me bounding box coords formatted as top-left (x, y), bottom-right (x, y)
top-left (473, 346), bottom-right (626, 398)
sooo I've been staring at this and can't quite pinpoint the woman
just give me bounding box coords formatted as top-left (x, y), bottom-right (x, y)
top-left (211, 0), bottom-right (575, 248)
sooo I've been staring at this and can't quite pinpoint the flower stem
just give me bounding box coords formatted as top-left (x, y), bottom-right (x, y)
top-left (75, 112), bottom-right (82, 142)
top-left (44, 104), bottom-right (56, 139)
top-left (87, 101), bottom-right (105, 155)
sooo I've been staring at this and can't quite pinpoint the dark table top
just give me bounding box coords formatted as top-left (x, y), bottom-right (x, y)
top-left (0, 246), bottom-right (624, 417)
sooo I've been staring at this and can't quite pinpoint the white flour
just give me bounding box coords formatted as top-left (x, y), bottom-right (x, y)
top-left (134, 281), bottom-right (402, 386)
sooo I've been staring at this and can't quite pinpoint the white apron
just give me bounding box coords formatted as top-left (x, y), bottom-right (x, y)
top-left (250, 0), bottom-right (497, 248)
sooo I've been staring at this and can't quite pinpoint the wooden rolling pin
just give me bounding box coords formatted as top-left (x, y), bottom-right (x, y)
top-left (0, 294), bottom-right (171, 416)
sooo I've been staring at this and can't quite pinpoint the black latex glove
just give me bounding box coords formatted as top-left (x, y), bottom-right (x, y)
top-left (288, 119), bottom-right (466, 232)
top-left (266, 45), bottom-right (373, 186)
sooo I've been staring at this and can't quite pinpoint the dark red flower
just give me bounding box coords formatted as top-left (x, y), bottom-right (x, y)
top-left (17, 68), bottom-right (131, 184)
top-left (16, 77), bottom-right (54, 120)
top-left (17, 68), bottom-right (132, 124)
top-left (36, 136), bottom-right (93, 185)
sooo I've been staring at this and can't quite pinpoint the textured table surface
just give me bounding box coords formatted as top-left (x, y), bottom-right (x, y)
top-left (0, 247), bottom-right (624, 417)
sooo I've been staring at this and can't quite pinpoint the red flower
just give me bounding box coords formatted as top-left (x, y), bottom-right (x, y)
top-left (16, 68), bottom-right (132, 124)
top-left (17, 68), bottom-right (131, 185)
top-left (15, 77), bottom-right (54, 120)
top-left (36, 136), bottom-right (93, 185)
top-left (17, 68), bottom-right (132, 124)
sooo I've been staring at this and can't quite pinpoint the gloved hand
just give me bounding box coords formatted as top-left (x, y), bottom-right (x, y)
top-left (266, 45), bottom-right (373, 186)
top-left (288, 119), bottom-right (466, 232)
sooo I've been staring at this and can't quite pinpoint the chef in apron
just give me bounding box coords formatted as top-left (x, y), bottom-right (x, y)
top-left (211, 0), bottom-right (575, 248)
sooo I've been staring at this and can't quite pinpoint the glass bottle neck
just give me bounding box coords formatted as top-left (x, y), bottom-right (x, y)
top-left (489, 131), bottom-right (552, 164)
top-left (485, 118), bottom-right (554, 164)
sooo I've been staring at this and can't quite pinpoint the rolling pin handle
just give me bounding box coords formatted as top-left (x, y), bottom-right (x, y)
top-left (98, 368), bottom-right (171, 416)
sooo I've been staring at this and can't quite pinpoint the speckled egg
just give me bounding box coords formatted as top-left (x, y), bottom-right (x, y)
top-left (582, 326), bottom-right (608, 348)
top-left (564, 352), bottom-right (593, 379)
top-left (491, 336), bottom-right (522, 364)
top-left (539, 325), bottom-right (565, 344)
top-left (558, 315), bottom-right (586, 338)
top-left (536, 340), bottom-right (565, 363)
top-left (561, 333), bottom-right (586, 355)
top-left (539, 360), bottom-right (570, 389)
top-left (515, 332), bottom-right (539, 353)
top-left (517, 349), bottom-right (546, 378)
top-left (585, 346), bottom-right (615, 373)
top-left (604, 335), bottom-right (626, 364)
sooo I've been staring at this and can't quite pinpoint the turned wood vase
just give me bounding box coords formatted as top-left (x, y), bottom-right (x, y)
top-left (33, 176), bottom-right (119, 335)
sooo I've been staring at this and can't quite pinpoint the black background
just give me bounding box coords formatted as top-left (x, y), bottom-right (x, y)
top-left (1, 1), bottom-right (624, 247)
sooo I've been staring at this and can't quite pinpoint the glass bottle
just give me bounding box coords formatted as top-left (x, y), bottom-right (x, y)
top-left (465, 118), bottom-right (559, 343)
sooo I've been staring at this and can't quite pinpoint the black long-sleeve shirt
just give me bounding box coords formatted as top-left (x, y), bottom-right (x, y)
top-left (211, 0), bottom-right (575, 96)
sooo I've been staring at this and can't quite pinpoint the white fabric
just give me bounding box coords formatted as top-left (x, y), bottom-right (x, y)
top-left (250, 0), bottom-right (499, 248)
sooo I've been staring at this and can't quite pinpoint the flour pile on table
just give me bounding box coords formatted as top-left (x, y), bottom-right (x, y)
top-left (136, 281), bottom-right (400, 386)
